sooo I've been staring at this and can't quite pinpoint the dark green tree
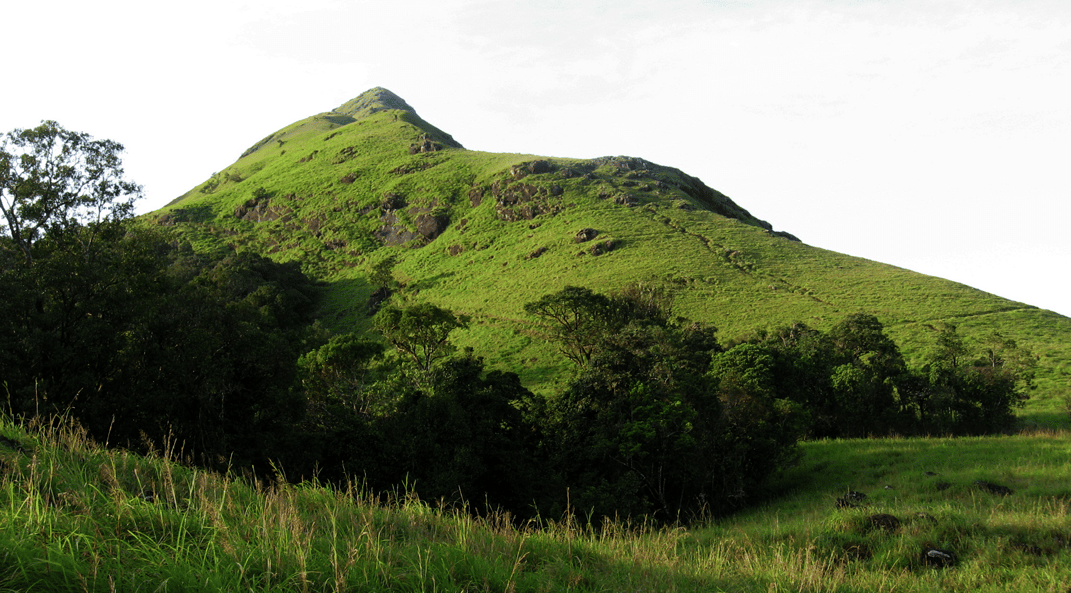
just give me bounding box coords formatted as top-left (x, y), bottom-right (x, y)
top-left (749, 322), bottom-right (839, 437)
top-left (707, 343), bottom-right (809, 501)
top-left (297, 333), bottom-right (387, 426)
top-left (827, 313), bottom-right (907, 436)
top-left (905, 325), bottom-right (1034, 435)
top-left (372, 303), bottom-right (469, 372)
top-left (523, 285), bottom-right (618, 367)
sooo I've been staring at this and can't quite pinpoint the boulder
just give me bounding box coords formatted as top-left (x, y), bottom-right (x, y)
top-left (868, 513), bottom-right (901, 533)
top-left (574, 228), bottom-right (599, 243)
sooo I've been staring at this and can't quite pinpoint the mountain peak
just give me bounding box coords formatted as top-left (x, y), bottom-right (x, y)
top-left (334, 87), bottom-right (417, 120)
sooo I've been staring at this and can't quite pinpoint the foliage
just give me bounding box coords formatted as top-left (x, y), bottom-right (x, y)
top-left (744, 317), bottom-right (1035, 438)
top-left (523, 285), bottom-right (619, 367)
top-left (0, 216), bottom-right (319, 469)
top-left (368, 253), bottom-right (401, 290)
top-left (296, 333), bottom-right (387, 426)
top-left (899, 324), bottom-right (1034, 435)
top-left (145, 92), bottom-right (1069, 429)
top-left (530, 285), bottom-right (802, 521)
top-left (0, 120), bottom-right (141, 266)
top-left (372, 303), bottom-right (470, 372)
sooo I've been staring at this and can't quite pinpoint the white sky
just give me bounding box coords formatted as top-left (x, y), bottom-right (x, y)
top-left (6, 0), bottom-right (1070, 317)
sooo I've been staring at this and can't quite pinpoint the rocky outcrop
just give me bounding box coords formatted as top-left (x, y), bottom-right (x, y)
top-left (234, 195), bottom-right (285, 223)
top-left (574, 228), bottom-right (599, 243)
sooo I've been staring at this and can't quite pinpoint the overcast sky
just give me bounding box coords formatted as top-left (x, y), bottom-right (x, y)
top-left (7, 0), bottom-right (1070, 317)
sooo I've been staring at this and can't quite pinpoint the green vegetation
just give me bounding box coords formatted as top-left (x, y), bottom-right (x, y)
top-left (3, 90), bottom-right (1070, 590)
top-left (2, 415), bottom-right (1067, 592)
top-left (154, 88), bottom-right (1070, 430)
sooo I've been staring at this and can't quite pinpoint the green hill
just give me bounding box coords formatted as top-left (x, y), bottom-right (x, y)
top-left (155, 88), bottom-right (1071, 427)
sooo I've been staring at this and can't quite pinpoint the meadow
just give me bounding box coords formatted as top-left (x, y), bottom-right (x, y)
top-left (3, 412), bottom-right (1067, 592)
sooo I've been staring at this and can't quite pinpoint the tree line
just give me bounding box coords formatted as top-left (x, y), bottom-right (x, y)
top-left (1, 122), bottom-right (1034, 524)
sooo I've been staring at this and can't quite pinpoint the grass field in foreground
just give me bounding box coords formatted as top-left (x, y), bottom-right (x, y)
top-left (2, 413), bottom-right (1068, 592)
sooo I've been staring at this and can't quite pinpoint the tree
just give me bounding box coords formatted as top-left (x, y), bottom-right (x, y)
top-left (907, 326), bottom-right (1034, 435)
top-left (372, 303), bottom-right (469, 372)
top-left (524, 283), bottom-right (684, 368)
top-left (826, 313), bottom-right (907, 436)
top-left (297, 333), bottom-right (387, 425)
top-left (524, 286), bottom-right (617, 367)
top-left (1, 121), bottom-right (141, 266)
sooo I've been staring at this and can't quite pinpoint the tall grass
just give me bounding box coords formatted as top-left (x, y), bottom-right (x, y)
top-left (1, 412), bottom-right (1068, 592)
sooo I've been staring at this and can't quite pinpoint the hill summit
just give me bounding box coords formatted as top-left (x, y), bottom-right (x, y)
top-left (154, 88), bottom-right (1070, 417)
top-left (334, 87), bottom-right (421, 120)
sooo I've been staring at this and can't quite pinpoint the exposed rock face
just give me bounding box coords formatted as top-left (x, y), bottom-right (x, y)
top-left (374, 211), bottom-right (418, 246)
top-left (490, 180), bottom-right (565, 221)
top-left (234, 196), bottom-right (284, 222)
top-left (410, 135), bottom-right (446, 154)
top-left (373, 196), bottom-right (450, 245)
top-left (414, 211), bottom-right (449, 241)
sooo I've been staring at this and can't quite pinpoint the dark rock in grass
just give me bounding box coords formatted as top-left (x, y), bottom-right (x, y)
top-left (381, 192), bottom-right (407, 211)
top-left (588, 240), bottom-right (617, 256)
top-left (843, 543), bottom-right (872, 561)
top-left (1011, 541), bottom-right (1043, 556)
top-left (923, 471), bottom-right (940, 476)
top-left (935, 482), bottom-right (952, 491)
top-left (0, 436), bottom-right (25, 453)
top-left (868, 513), bottom-right (901, 533)
top-left (526, 246), bottom-right (548, 260)
top-left (834, 497), bottom-right (857, 509)
top-left (975, 480), bottom-right (1013, 496)
top-left (415, 212), bottom-right (449, 241)
top-left (527, 160), bottom-right (553, 175)
top-left (574, 228), bottom-right (599, 243)
top-left (367, 286), bottom-right (392, 315)
top-left (914, 512), bottom-right (938, 524)
top-left (922, 547), bottom-right (956, 568)
top-left (834, 490), bottom-right (867, 509)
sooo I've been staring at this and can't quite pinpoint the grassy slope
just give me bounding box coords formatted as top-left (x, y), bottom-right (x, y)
top-left (3, 415), bottom-right (1068, 592)
top-left (155, 89), bottom-right (1071, 427)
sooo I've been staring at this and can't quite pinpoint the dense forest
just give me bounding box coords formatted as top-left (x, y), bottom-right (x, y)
top-left (1, 122), bottom-right (1036, 524)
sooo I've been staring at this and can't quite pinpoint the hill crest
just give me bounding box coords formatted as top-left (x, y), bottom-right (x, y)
top-left (334, 87), bottom-right (419, 120)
